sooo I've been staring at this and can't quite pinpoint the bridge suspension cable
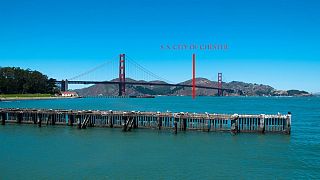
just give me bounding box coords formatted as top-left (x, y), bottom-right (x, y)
top-left (66, 54), bottom-right (182, 86)
top-left (125, 55), bottom-right (174, 83)
top-left (68, 58), bottom-right (115, 80)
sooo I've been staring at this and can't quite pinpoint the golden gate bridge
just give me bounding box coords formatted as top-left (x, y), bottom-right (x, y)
top-left (55, 54), bottom-right (236, 97)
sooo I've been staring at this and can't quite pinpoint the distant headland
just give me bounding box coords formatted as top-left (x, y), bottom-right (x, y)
top-left (75, 77), bottom-right (311, 97)
top-left (0, 67), bottom-right (312, 98)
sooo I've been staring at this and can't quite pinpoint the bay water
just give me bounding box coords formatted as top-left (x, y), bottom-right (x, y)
top-left (0, 96), bottom-right (319, 179)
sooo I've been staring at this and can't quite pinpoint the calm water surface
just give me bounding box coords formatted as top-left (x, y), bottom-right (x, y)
top-left (0, 96), bottom-right (319, 179)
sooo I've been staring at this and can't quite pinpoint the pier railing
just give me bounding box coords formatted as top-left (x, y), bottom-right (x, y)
top-left (0, 108), bottom-right (291, 134)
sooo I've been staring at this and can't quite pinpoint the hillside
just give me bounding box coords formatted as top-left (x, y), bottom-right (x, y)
top-left (74, 78), bottom-right (311, 97)
top-left (313, 92), bottom-right (320, 96)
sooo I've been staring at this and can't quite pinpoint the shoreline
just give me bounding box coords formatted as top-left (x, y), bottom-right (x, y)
top-left (0, 95), bottom-right (316, 101)
top-left (0, 96), bottom-right (80, 101)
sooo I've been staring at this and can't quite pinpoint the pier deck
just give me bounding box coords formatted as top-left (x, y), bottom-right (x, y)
top-left (0, 108), bottom-right (291, 134)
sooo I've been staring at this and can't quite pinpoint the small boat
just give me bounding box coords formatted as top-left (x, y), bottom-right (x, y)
top-left (129, 95), bottom-right (155, 98)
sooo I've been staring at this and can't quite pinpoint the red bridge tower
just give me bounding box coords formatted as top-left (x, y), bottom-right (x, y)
top-left (218, 72), bottom-right (223, 96)
top-left (119, 54), bottom-right (126, 96)
top-left (192, 54), bottom-right (196, 99)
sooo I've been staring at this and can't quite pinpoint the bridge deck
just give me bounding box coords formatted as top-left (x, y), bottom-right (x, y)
top-left (0, 108), bottom-right (291, 134)
top-left (56, 80), bottom-right (236, 92)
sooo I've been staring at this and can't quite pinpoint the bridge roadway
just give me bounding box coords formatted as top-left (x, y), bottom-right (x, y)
top-left (55, 80), bottom-right (236, 93)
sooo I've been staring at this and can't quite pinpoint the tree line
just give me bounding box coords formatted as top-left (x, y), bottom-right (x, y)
top-left (0, 67), bottom-right (58, 94)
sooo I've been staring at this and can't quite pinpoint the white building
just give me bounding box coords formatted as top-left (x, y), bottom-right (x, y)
top-left (61, 91), bottom-right (78, 97)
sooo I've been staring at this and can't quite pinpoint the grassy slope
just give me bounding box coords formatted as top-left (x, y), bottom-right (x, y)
top-left (0, 94), bottom-right (53, 98)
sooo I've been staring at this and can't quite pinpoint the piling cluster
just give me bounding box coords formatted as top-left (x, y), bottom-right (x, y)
top-left (0, 108), bottom-right (291, 134)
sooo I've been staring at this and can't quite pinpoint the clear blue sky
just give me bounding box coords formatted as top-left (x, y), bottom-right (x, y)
top-left (0, 0), bottom-right (319, 92)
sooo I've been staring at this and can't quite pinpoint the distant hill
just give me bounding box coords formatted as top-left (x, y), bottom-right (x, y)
top-left (74, 78), bottom-right (311, 97)
top-left (313, 92), bottom-right (320, 96)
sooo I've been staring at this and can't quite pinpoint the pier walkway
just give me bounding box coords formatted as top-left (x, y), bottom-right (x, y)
top-left (0, 108), bottom-right (291, 134)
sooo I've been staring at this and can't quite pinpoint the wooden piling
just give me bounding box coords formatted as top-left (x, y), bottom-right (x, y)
top-left (32, 113), bottom-right (37, 124)
top-left (157, 116), bottom-right (162, 130)
top-left (52, 114), bottom-right (56, 125)
top-left (122, 116), bottom-right (128, 132)
top-left (17, 113), bottom-right (22, 124)
top-left (68, 114), bottom-right (74, 126)
top-left (109, 112), bottom-right (114, 128)
top-left (259, 114), bottom-right (265, 133)
top-left (1, 112), bottom-right (6, 125)
top-left (174, 118), bottom-right (178, 134)
top-left (231, 114), bottom-right (239, 134)
top-left (48, 114), bottom-right (52, 125)
top-left (133, 117), bottom-right (138, 129)
top-left (182, 118), bottom-right (187, 131)
top-left (77, 115), bottom-right (81, 129)
top-left (81, 115), bottom-right (89, 129)
top-left (38, 114), bottom-right (42, 127)
top-left (285, 112), bottom-right (292, 134)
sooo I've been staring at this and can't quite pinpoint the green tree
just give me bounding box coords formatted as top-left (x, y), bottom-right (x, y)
top-left (0, 67), bottom-right (57, 94)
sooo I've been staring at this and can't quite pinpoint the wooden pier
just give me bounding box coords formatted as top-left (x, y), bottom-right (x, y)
top-left (0, 108), bottom-right (291, 134)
